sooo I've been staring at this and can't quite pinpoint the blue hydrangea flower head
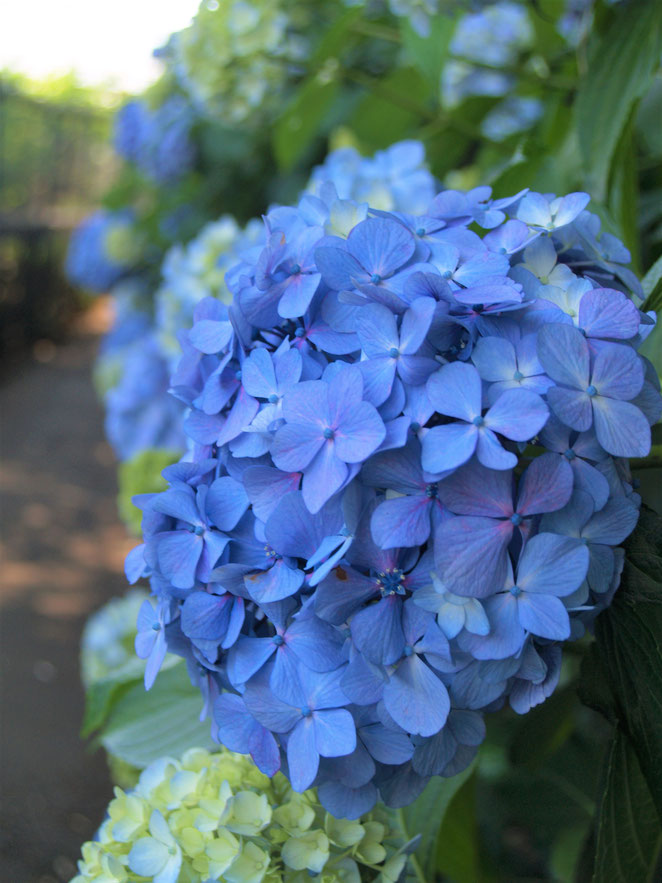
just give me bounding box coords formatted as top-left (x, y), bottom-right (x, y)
top-left (125, 140), bottom-right (659, 815)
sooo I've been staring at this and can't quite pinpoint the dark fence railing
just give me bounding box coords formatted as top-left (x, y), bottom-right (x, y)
top-left (0, 82), bottom-right (116, 365)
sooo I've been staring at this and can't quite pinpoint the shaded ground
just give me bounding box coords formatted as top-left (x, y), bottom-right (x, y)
top-left (0, 303), bottom-right (135, 882)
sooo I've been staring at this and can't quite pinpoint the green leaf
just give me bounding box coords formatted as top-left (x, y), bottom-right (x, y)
top-left (400, 763), bottom-right (475, 880)
top-left (434, 771), bottom-right (482, 883)
top-left (400, 15), bottom-right (455, 90)
top-left (273, 75), bottom-right (340, 171)
top-left (81, 668), bottom-right (142, 738)
top-left (348, 68), bottom-right (430, 151)
top-left (579, 507), bottom-right (662, 821)
top-left (99, 663), bottom-right (216, 768)
top-left (575, 0), bottom-right (662, 200)
top-left (642, 255), bottom-right (662, 302)
top-left (508, 686), bottom-right (576, 770)
top-left (592, 729), bottom-right (662, 883)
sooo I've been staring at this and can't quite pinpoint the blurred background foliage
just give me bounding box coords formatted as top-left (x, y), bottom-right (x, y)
top-left (3, 0), bottom-right (661, 880)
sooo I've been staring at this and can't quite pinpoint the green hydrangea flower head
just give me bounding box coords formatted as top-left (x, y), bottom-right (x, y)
top-left (71, 746), bottom-right (412, 882)
top-left (164, 0), bottom-right (312, 124)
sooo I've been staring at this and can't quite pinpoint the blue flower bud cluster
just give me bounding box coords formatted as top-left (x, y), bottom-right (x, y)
top-left (114, 96), bottom-right (196, 184)
top-left (65, 210), bottom-right (142, 293)
top-left (94, 283), bottom-right (187, 461)
top-left (442, 2), bottom-right (543, 141)
top-left (127, 170), bottom-right (660, 817)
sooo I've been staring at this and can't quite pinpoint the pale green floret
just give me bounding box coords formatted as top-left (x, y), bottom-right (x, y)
top-left (71, 745), bottom-right (411, 881)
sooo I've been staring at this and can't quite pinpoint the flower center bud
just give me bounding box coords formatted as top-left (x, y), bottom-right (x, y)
top-left (151, 622), bottom-right (161, 631)
top-left (510, 585), bottom-right (522, 597)
top-left (564, 448), bottom-right (576, 460)
top-left (510, 513), bottom-right (523, 526)
top-left (323, 427), bottom-right (334, 440)
top-left (442, 270), bottom-right (453, 280)
top-left (294, 326), bottom-right (305, 338)
top-left (378, 568), bottom-right (406, 596)
top-left (370, 273), bottom-right (382, 284)
top-left (513, 370), bottom-right (524, 381)
top-left (425, 483), bottom-right (438, 499)
top-left (416, 227), bottom-right (426, 237)
top-left (290, 263), bottom-right (301, 275)
top-left (410, 421), bottom-right (421, 433)
top-left (403, 645), bottom-right (414, 656)
top-left (300, 706), bottom-right (312, 717)
top-left (586, 384), bottom-right (597, 396)
top-left (268, 393), bottom-right (279, 403)
top-left (194, 525), bottom-right (205, 536)
top-left (472, 415), bottom-right (485, 427)
top-left (389, 347), bottom-right (400, 359)
top-left (272, 635), bottom-right (284, 646)
top-left (235, 369), bottom-right (242, 380)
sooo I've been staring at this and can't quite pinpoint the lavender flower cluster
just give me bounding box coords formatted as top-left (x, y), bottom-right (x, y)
top-left (127, 176), bottom-right (660, 818)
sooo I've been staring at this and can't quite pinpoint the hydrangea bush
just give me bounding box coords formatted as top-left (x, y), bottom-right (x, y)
top-left (72, 746), bottom-right (410, 883)
top-left (126, 171), bottom-right (660, 818)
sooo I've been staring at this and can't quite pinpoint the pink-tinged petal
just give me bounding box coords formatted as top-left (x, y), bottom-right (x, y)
top-left (421, 423), bottom-right (477, 473)
top-left (356, 303), bottom-right (399, 356)
top-left (537, 323), bottom-right (589, 388)
top-left (282, 380), bottom-right (329, 426)
top-left (578, 289), bottom-right (640, 340)
top-left (591, 344), bottom-right (644, 401)
top-left (547, 387), bottom-right (593, 431)
top-left (592, 397), bottom-right (651, 458)
top-left (426, 362), bottom-right (481, 421)
top-left (288, 718), bottom-right (320, 792)
top-left (334, 402), bottom-right (386, 463)
top-left (371, 494), bottom-right (431, 549)
top-left (302, 444), bottom-right (348, 513)
top-left (272, 423), bottom-right (324, 471)
top-left (517, 533), bottom-right (589, 597)
top-left (485, 388), bottom-right (549, 441)
top-left (438, 460), bottom-right (513, 517)
top-left (475, 429), bottom-right (518, 470)
top-left (243, 466), bottom-right (301, 522)
top-left (517, 595), bottom-right (570, 641)
top-left (434, 516), bottom-right (512, 598)
top-left (346, 217), bottom-right (416, 278)
top-left (383, 655), bottom-right (450, 737)
top-left (517, 453), bottom-right (573, 515)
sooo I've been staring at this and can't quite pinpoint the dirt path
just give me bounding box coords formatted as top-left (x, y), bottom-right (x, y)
top-left (1, 307), bottom-right (135, 882)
